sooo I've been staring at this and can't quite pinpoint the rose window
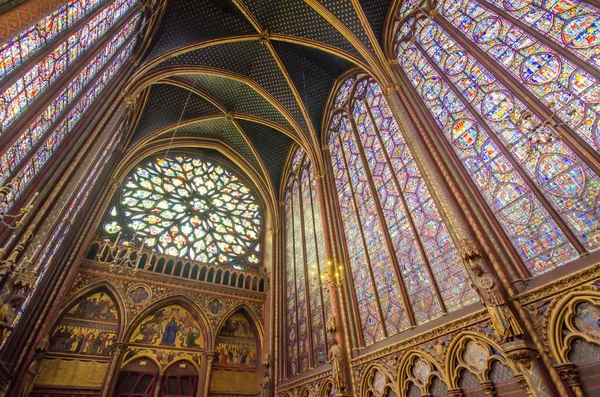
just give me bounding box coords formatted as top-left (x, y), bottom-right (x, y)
top-left (102, 155), bottom-right (261, 266)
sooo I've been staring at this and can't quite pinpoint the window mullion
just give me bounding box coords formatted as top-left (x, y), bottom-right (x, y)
top-left (295, 171), bottom-right (315, 369)
top-left (433, 14), bottom-right (600, 175)
top-left (0, 0), bottom-right (116, 90)
top-left (346, 110), bottom-right (417, 328)
top-left (332, 124), bottom-right (389, 339)
top-left (0, 4), bottom-right (141, 152)
top-left (363, 95), bottom-right (448, 314)
top-left (0, 32), bottom-right (139, 213)
top-left (415, 39), bottom-right (587, 254)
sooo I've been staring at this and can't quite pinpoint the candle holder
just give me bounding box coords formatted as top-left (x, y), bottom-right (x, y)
top-left (311, 261), bottom-right (344, 289)
top-left (0, 188), bottom-right (39, 230)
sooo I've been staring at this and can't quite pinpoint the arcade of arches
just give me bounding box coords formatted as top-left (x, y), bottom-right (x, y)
top-left (0, 0), bottom-right (599, 396)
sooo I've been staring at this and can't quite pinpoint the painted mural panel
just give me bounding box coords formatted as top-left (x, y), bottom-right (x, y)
top-left (129, 304), bottom-right (205, 349)
top-left (49, 292), bottom-right (119, 356)
top-left (215, 312), bottom-right (258, 368)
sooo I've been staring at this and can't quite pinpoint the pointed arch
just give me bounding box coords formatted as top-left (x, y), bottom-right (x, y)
top-left (323, 70), bottom-right (477, 346)
top-left (125, 295), bottom-right (213, 350)
top-left (444, 331), bottom-right (520, 389)
top-left (215, 303), bottom-right (264, 347)
top-left (48, 285), bottom-right (122, 357)
top-left (59, 281), bottom-right (127, 338)
top-left (214, 304), bottom-right (262, 369)
top-left (359, 363), bottom-right (397, 397)
top-left (397, 349), bottom-right (449, 396)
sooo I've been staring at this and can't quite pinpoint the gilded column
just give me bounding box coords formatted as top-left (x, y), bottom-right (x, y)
top-left (101, 342), bottom-right (128, 397)
top-left (202, 351), bottom-right (218, 397)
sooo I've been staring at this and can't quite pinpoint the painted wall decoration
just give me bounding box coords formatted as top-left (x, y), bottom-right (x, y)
top-left (208, 298), bottom-right (224, 315)
top-left (49, 291), bottom-right (119, 356)
top-left (215, 312), bottom-right (258, 368)
top-left (128, 285), bottom-right (151, 306)
top-left (129, 304), bottom-right (205, 349)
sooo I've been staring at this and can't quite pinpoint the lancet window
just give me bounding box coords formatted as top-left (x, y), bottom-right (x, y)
top-left (391, 0), bottom-right (600, 276)
top-left (326, 74), bottom-right (477, 346)
top-left (0, 5), bottom-right (142, 212)
top-left (284, 147), bottom-right (330, 376)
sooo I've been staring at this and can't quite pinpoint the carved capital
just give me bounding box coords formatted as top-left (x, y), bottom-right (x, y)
top-left (388, 59), bottom-right (399, 65)
top-left (554, 363), bottom-right (581, 387)
top-left (480, 381), bottom-right (494, 397)
top-left (384, 83), bottom-right (401, 94)
top-left (123, 93), bottom-right (136, 107)
top-left (503, 339), bottom-right (538, 368)
top-left (13, 268), bottom-right (37, 290)
top-left (110, 342), bottom-right (128, 356)
top-left (458, 239), bottom-right (482, 263)
top-left (268, 227), bottom-right (279, 236)
top-left (445, 389), bottom-right (463, 397)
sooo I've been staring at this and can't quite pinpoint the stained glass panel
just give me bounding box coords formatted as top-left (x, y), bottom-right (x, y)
top-left (301, 164), bottom-right (327, 366)
top-left (0, 15), bottom-right (140, 188)
top-left (6, 124), bottom-right (123, 348)
top-left (0, 0), bottom-right (136, 133)
top-left (0, 0), bottom-right (108, 81)
top-left (328, 122), bottom-right (386, 345)
top-left (437, 0), bottom-right (600, 153)
top-left (480, 0), bottom-right (600, 68)
top-left (284, 147), bottom-right (331, 372)
top-left (412, 17), bottom-right (600, 254)
top-left (394, 17), bottom-right (581, 274)
top-left (356, 79), bottom-right (477, 316)
top-left (111, 155), bottom-right (262, 266)
top-left (285, 186), bottom-right (299, 377)
top-left (0, 34), bottom-right (137, 213)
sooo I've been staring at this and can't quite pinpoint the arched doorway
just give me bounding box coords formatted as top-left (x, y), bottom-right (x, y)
top-left (115, 357), bottom-right (160, 397)
top-left (161, 360), bottom-right (199, 397)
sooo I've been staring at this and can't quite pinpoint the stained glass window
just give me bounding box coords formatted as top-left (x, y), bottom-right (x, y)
top-left (102, 155), bottom-right (262, 268)
top-left (391, 0), bottom-right (600, 276)
top-left (0, 22), bottom-right (139, 213)
top-left (0, 0), bottom-right (108, 81)
top-left (4, 122), bottom-right (124, 348)
top-left (327, 74), bottom-right (477, 346)
top-left (0, 15), bottom-right (139, 191)
top-left (284, 147), bottom-right (331, 377)
top-left (0, 0), bottom-right (136, 133)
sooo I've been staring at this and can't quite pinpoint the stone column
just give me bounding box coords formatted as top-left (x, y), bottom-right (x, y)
top-left (100, 342), bottom-right (128, 397)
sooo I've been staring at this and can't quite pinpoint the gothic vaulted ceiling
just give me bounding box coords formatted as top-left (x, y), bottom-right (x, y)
top-left (124, 0), bottom-right (394, 195)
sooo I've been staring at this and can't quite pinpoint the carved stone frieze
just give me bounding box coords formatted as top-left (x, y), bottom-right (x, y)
top-left (350, 310), bottom-right (488, 366)
top-left (517, 261), bottom-right (600, 305)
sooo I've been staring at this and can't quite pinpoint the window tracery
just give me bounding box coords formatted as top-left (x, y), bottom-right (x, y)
top-left (0, 20), bottom-right (140, 212)
top-left (326, 74), bottom-right (477, 346)
top-left (0, 0), bottom-right (109, 81)
top-left (284, 147), bottom-right (330, 377)
top-left (102, 155), bottom-right (262, 268)
top-left (0, 0), bottom-right (137, 133)
top-left (392, 0), bottom-right (600, 276)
